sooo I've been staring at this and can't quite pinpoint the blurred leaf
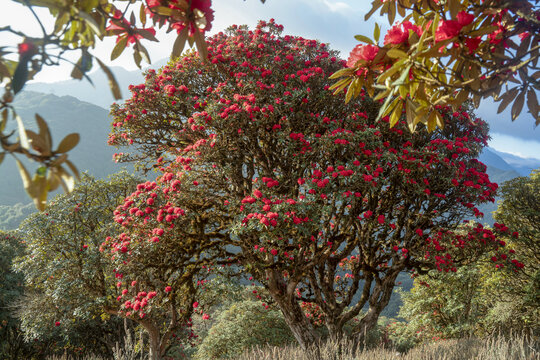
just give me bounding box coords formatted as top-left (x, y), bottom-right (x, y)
top-left (1, 108), bottom-right (7, 132)
top-left (140, 3), bottom-right (147, 26)
top-left (111, 36), bottom-right (128, 61)
top-left (55, 133), bottom-right (80, 153)
top-left (511, 91), bottom-right (525, 121)
top-left (78, 10), bottom-right (103, 36)
top-left (193, 31), bottom-right (208, 62)
top-left (16, 113), bottom-right (30, 150)
top-left (172, 27), bottom-right (189, 59)
top-left (0, 152), bottom-right (5, 166)
top-left (54, 11), bottom-right (70, 33)
top-left (12, 60), bottom-right (29, 94)
top-left (57, 165), bottom-right (75, 193)
top-left (25, 130), bottom-right (50, 155)
top-left (35, 114), bottom-right (52, 152)
top-left (32, 173), bottom-right (48, 211)
top-left (15, 158), bottom-right (34, 197)
top-left (64, 159), bottom-right (80, 180)
top-left (364, 0), bottom-right (383, 20)
top-left (427, 111), bottom-right (437, 132)
top-left (389, 100), bottom-right (402, 127)
top-left (448, 0), bottom-right (459, 19)
top-left (497, 88), bottom-right (519, 114)
top-left (47, 170), bottom-right (61, 192)
top-left (137, 29), bottom-right (159, 42)
top-left (527, 89), bottom-right (539, 124)
top-left (0, 60), bottom-right (11, 80)
top-left (96, 58), bottom-right (122, 100)
top-left (329, 68), bottom-right (352, 80)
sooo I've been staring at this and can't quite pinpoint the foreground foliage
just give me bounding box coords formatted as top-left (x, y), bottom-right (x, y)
top-left (334, 0), bottom-right (539, 130)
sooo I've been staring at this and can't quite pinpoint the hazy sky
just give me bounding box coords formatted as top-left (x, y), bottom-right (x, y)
top-left (2, 0), bottom-right (539, 159)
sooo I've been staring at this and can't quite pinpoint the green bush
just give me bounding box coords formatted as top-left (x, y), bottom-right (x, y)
top-left (194, 300), bottom-right (294, 359)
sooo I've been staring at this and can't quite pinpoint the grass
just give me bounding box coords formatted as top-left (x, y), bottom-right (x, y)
top-left (238, 334), bottom-right (539, 360)
top-left (44, 333), bottom-right (539, 360)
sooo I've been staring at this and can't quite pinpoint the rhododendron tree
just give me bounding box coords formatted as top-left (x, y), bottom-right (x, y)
top-left (332, 0), bottom-right (539, 131)
top-left (14, 172), bottom-right (205, 359)
top-left (109, 21), bottom-right (520, 348)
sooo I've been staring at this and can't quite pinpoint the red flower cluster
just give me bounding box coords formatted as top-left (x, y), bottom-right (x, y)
top-left (435, 11), bottom-right (475, 42)
top-left (384, 21), bottom-right (422, 46)
top-left (347, 44), bottom-right (379, 67)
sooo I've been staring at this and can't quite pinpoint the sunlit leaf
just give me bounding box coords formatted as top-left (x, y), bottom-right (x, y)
top-left (55, 133), bottom-right (80, 153)
top-left (16, 113), bottom-right (30, 150)
top-left (354, 35), bottom-right (374, 45)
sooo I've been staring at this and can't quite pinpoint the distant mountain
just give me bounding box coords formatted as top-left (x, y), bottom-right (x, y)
top-left (488, 148), bottom-right (540, 176)
top-left (0, 91), bottom-right (129, 206)
top-left (26, 66), bottom-right (144, 109)
top-left (25, 58), bottom-right (169, 109)
top-left (479, 148), bottom-right (516, 172)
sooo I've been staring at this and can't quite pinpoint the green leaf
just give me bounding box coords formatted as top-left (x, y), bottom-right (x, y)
top-left (374, 23), bottom-right (381, 43)
top-left (329, 68), bottom-right (352, 80)
top-left (110, 36), bottom-right (128, 61)
top-left (387, 48), bottom-right (408, 59)
top-left (354, 34), bottom-right (374, 45)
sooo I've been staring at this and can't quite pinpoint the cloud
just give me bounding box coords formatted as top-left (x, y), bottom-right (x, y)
top-left (488, 133), bottom-right (540, 160)
top-left (212, 0), bottom-right (373, 56)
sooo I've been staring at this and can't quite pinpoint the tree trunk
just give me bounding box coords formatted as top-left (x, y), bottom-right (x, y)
top-left (275, 296), bottom-right (319, 350)
top-left (147, 327), bottom-right (161, 360)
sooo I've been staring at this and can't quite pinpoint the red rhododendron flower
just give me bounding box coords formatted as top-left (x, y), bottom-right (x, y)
top-left (347, 44), bottom-right (379, 67)
top-left (384, 21), bottom-right (421, 46)
top-left (165, 286), bottom-right (172, 292)
top-left (106, 19), bottom-right (157, 46)
top-left (435, 20), bottom-right (462, 42)
top-left (170, 0), bottom-right (214, 35)
top-left (18, 42), bottom-right (38, 57)
top-left (465, 37), bottom-right (482, 54)
top-left (456, 11), bottom-right (474, 27)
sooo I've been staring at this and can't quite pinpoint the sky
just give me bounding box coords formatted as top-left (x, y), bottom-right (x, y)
top-left (2, 0), bottom-right (539, 159)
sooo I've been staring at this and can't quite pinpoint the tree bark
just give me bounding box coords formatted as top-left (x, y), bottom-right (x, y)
top-left (265, 269), bottom-right (319, 349)
top-left (147, 327), bottom-right (161, 360)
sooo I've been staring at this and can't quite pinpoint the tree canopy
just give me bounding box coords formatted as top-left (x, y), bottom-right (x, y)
top-left (108, 20), bottom-right (520, 348)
